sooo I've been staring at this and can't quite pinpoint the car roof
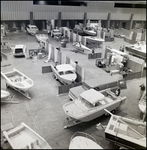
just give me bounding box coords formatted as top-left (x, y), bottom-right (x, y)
top-left (56, 64), bottom-right (75, 72)
top-left (84, 76), bottom-right (119, 88)
top-left (15, 45), bottom-right (25, 48)
top-left (80, 89), bottom-right (105, 106)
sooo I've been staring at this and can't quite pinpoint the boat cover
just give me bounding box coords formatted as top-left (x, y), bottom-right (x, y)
top-left (80, 89), bottom-right (105, 106)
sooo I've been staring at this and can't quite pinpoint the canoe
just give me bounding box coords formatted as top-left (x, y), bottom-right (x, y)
top-left (3, 122), bottom-right (52, 149)
top-left (1, 68), bottom-right (34, 92)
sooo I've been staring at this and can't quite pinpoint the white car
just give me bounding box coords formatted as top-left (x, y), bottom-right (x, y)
top-left (26, 24), bottom-right (39, 35)
top-left (13, 45), bottom-right (27, 57)
top-left (51, 64), bottom-right (77, 85)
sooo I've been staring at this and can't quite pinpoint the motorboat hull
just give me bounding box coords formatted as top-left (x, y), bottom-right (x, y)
top-left (105, 115), bottom-right (146, 149)
top-left (73, 42), bottom-right (92, 53)
top-left (1, 90), bottom-right (10, 99)
top-left (86, 36), bottom-right (105, 44)
top-left (84, 30), bottom-right (97, 36)
top-left (51, 64), bottom-right (77, 85)
top-left (3, 122), bottom-right (52, 149)
top-left (63, 90), bottom-right (126, 122)
top-left (69, 132), bottom-right (103, 149)
top-left (26, 28), bottom-right (38, 35)
top-left (1, 68), bottom-right (34, 92)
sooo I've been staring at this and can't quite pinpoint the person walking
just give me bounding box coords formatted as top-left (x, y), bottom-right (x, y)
top-left (139, 83), bottom-right (145, 100)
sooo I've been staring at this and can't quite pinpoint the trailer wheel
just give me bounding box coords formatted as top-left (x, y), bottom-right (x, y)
top-left (115, 88), bottom-right (121, 96)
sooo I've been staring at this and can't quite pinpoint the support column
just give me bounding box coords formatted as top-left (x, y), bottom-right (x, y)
top-left (58, 12), bottom-right (62, 28)
top-left (83, 12), bottom-right (87, 28)
top-left (30, 12), bottom-right (33, 25)
top-left (128, 14), bottom-right (134, 30)
top-left (106, 13), bottom-right (111, 29)
top-left (42, 21), bottom-right (45, 30)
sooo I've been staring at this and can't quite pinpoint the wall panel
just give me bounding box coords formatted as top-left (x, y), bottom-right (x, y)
top-left (1, 1), bottom-right (146, 21)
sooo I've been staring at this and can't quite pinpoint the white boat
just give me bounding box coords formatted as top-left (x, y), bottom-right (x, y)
top-left (51, 29), bottom-right (62, 37)
top-left (63, 89), bottom-right (126, 127)
top-left (51, 64), bottom-right (77, 85)
top-left (73, 42), bottom-right (92, 53)
top-left (69, 132), bottom-right (103, 149)
top-left (83, 27), bottom-right (97, 36)
top-left (131, 41), bottom-right (146, 53)
top-left (1, 90), bottom-right (10, 99)
top-left (104, 109), bottom-right (146, 149)
top-left (26, 24), bottom-right (39, 35)
top-left (1, 68), bottom-right (34, 92)
top-left (85, 36), bottom-right (104, 44)
top-left (35, 31), bottom-right (49, 43)
top-left (3, 122), bottom-right (52, 149)
top-left (138, 92), bottom-right (146, 114)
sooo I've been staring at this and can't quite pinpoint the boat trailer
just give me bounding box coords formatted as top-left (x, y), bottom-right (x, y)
top-left (6, 83), bottom-right (31, 100)
top-left (63, 117), bottom-right (82, 129)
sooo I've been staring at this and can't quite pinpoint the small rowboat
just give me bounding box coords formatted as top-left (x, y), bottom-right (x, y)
top-left (1, 68), bottom-right (34, 92)
top-left (3, 122), bottom-right (52, 149)
top-left (1, 90), bottom-right (10, 99)
top-left (69, 132), bottom-right (103, 149)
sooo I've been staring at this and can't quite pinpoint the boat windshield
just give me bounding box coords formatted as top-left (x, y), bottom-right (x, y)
top-left (31, 27), bottom-right (37, 29)
top-left (59, 71), bottom-right (64, 75)
top-left (78, 96), bottom-right (93, 108)
top-left (65, 70), bottom-right (74, 75)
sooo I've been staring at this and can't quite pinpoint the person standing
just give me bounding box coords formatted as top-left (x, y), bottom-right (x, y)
top-left (139, 83), bottom-right (145, 100)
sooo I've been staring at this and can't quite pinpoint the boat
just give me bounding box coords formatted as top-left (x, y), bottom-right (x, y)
top-left (125, 41), bottom-right (146, 59)
top-left (1, 90), bottom-right (10, 99)
top-left (104, 109), bottom-right (146, 149)
top-left (138, 92), bottom-right (146, 114)
top-left (26, 24), bottom-right (39, 35)
top-left (83, 27), bottom-right (97, 36)
top-left (1, 68), bottom-right (34, 99)
top-left (3, 122), bottom-right (52, 149)
top-left (85, 36), bottom-right (104, 44)
top-left (69, 132), bottom-right (103, 149)
top-left (1, 68), bottom-right (34, 92)
top-left (51, 64), bottom-right (77, 85)
top-left (35, 30), bottom-right (49, 43)
top-left (51, 28), bottom-right (62, 37)
top-left (72, 42), bottom-right (92, 53)
top-left (63, 89), bottom-right (126, 128)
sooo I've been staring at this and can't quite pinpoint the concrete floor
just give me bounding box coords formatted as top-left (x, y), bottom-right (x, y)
top-left (1, 31), bottom-right (146, 149)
